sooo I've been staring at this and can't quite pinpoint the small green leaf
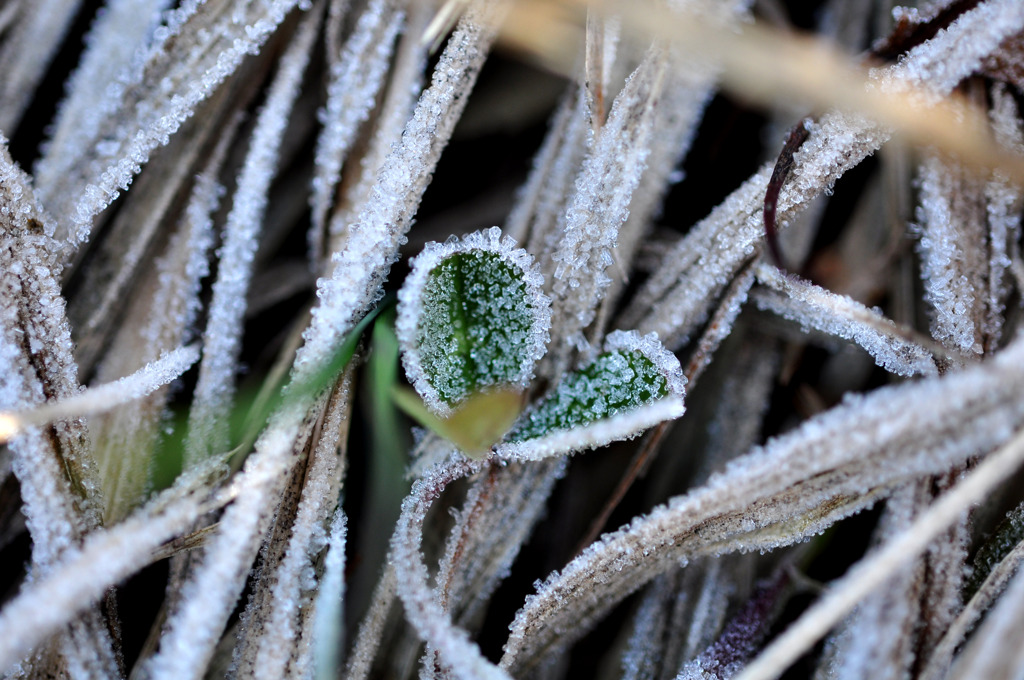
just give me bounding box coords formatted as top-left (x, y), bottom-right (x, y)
top-left (502, 330), bottom-right (686, 457)
top-left (392, 385), bottom-right (523, 459)
top-left (509, 351), bottom-right (667, 441)
top-left (397, 228), bottom-right (550, 416)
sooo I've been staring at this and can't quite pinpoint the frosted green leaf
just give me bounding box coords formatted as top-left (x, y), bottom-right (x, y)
top-left (501, 330), bottom-right (686, 457)
top-left (397, 228), bottom-right (551, 416)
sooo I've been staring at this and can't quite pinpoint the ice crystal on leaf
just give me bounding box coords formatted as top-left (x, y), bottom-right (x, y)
top-left (502, 330), bottom-right (685, 457)
top-left (397, 227), bottom-right (550, 415)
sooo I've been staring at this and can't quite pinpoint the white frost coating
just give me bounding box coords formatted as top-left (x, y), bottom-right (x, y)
top-left (505, 89), bottom-right (579, 246)
top-left (0, 148), bottom-right (116, 664)
top-left (497, 330), bottom-right (685, 461)
top-left (0, 328), bottom-right (118, 675)
top-left (63, 0), bottom-right (306, 252)
top-left (252, 380), bottom-right (349, 680)
top-left (681, 559), bottom-right (732, 664)
top-left (825, 483), bottom-right (923, 680)
top-left (984, 84), bottom-right (1024, 351)
top-left (5, 425), bottom-right (79, 570)
top-left (310, 0), bottom-right (403, 260)
top-left (390, 455), bottom-right (513, 680)
top-left (35, 0), bottom-right (171, 202)
top-left (147, 12), bottom-right (323, 668)
top-left (598, 26), bottom-right (737, 339)
top-left (4, 345), bottom-right (198, 433)
top-left (155, 169), bottom-right (221, 350)
top-left (915, 154), bottom-right (985, 356)
top-left (0, 158), bottom-right (95, 562)
top-left (298, 0), bottom-right (501, 384)
top-left (186, 11), bottom-right (319, 464)
top-left (604, 329), bottom-right (688, 398)
top-left (549, 48), bottom-right (666, 352)
top-left (433, 459), bottom-right (565, 628)
top-left (630, 0), bottom-right (1024, 348)
top-left (947, 557), bottom-right (1024, 679)
top-left (89, 135), bottom-right (221, 523)
top-left (876, 0), bottom-right (1024, 100)
top-left (685, 264), bottom-right (757, 390)
top-left (0, 131), bottom-right (119, 676)
top-left (146, 400), bottom-right (313, 680)
top-left (624, 163), bottom-right (770, 343)
top-left (924, 527), bottom-right (1024, 680)
top-left (620, 578), bottom-right (669, 680)
top-left (0, 487), bottom-right (207, 673)
top-left (341, 566), bottom-right (397, 680)
top-left (325, 0), bottom-right (430, 258)
top-left (396, 227), bottom-right (551, 415)
top-left (523, 89), bottom-right (591, 280)
top-left (498, 398), bottom-right (684, 462)
top-left (499, 336), bottom-right (1024, 672)
top-left (312, 508), bottom-right (347, 680)
top-left (753, 264), bottom-right (939, 377)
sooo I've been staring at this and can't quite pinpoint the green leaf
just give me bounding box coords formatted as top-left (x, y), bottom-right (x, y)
top-left (223, 295), bottom-right (395, 467)
top-left (501, 330), bottom-right (686, 459)
top-left (397, 228), bottom-right (550, 415)
top-left (508, 351), bottom-right (666, 441)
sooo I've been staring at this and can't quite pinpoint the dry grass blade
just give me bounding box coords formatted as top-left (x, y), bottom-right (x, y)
top-left (822, 481), bottom-right (926, 680)
top-left (0, 0), bottom-right (81, 132)
top-left (309, 0), bottom-right (404, 263)
top-left (389, 455), bottom-right (510, 680)
top-left (736, 423), bottom-right (1024, 680)
top-left (921, 525), bottom-right (1024, 680)
top-left (53, 0), bottom-right (308, 251)
top-left (0, 345), bottom-right (197, 446)
top-left (548, 45), bottom-right (666, 358)
top-left (753, 263), bottom-right (943, 376)
top-left (0, 474), bottom-right (230, 673)
top-left (240, 373), bottom-right (351, 679)
top-left (945, 558), bottom-right (1024, 679)
top-left (186, 5), bottom-right (321, 465)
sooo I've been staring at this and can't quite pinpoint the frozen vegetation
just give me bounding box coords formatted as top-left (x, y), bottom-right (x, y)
top-left (0, 0), bottom-right (1024, 679)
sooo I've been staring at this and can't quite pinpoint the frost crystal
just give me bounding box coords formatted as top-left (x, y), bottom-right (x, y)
top-left (310, 0), bottom-right (403, 262)
top-left (754, 263), bottom-right (939, 377)
top-left (501, 336), bottom-right (1024, 674)
top-left (187, 9), bottom-right (319, 463)
top-left (549, 48), bottom-right (666, 351)
top-left (57, 0), bottom-right (307, 251)
top-left (983, 83), bottom-right (1024, 352)
top-left (5, 0), bottom-right (1024, 677)
top-left (298, 0), bottom-right (500, 381)
top-left (34, 0), bottom-right (171, 204)
top-left (629, 0), bottom-right (1024, 349)
top-left (915, 154), bottom-right (986, 356)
